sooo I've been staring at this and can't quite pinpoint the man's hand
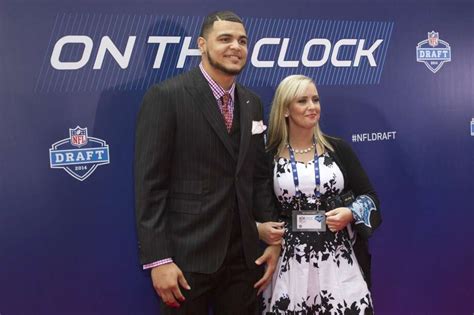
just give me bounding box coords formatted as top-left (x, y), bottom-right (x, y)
top-left (326, 207), bottom-right (354, 232)
top-left (254, 244), bottom-right (281, 295)
top-left (151, 263), bottom-right (191, 308)
top-left (257, 221), bottom-right (285, 245)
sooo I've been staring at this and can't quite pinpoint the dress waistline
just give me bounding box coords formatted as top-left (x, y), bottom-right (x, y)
top-left (279, 190), bottom-right (355, 218)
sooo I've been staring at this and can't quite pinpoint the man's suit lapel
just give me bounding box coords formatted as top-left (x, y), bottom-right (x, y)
top-left (236, 85), bottom-right (252, 174)
top-left (185, 68), bottom-right (237, 160)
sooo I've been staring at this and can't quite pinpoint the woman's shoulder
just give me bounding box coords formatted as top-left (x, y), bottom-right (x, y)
top-left (266, 146), bottom-right (279, 159)
top-left (324, 135), bottom-right (359, 161)
top-left (325, 135), bottom-right (349, 150)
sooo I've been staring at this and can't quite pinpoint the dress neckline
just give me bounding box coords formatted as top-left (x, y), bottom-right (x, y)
top-left (276, 153), bottom-right (327, 166)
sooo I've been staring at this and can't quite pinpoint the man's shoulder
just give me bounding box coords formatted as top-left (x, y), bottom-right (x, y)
top-left (149, 68), bottom-right (199, 92)
top-left (236, 83), bottom-right (258, 98)
top-left (236, 83), bottom-right (262, 106)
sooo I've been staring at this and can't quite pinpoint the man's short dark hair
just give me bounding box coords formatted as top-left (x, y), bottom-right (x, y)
top-left (199, 11), bottom-right (244, 38)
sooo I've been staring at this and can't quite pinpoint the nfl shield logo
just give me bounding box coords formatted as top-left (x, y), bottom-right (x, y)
top-left (428, 31), bottom-right (439, 47)
top-left (69, 126), bottom-right (88, 147)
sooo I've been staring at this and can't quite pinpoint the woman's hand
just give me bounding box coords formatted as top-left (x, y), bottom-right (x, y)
top-left (257, 221), bottom-right (285, 245)
top-left (325, 207), bottom-right (354, 232)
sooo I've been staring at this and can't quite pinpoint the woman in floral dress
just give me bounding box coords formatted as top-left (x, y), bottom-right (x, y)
top-left (260, 75), bottom-right (381, 315)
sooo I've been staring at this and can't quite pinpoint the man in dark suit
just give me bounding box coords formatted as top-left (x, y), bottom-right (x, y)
top-left (135, 11), bottom-right (280, 314)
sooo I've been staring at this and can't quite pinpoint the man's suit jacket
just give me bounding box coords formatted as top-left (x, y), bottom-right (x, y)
top-left (135, 67), bottom-right (276, 273)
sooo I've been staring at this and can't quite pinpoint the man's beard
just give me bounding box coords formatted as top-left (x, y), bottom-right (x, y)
top-left (206, 52), bottom-right (246, 76)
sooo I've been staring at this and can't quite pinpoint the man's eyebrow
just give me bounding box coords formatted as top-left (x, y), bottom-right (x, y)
top-left (216, 33), bottom-right (248, 39)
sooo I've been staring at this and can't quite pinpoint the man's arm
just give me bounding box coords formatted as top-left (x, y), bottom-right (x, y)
top-left (249, 96), bottom-right (282, 294)
top-left (135, 84), bottom-right (175, 264)
top-left (135, 84), bottom-right (191, 307)
top-left (251, 97), bottom-right (278, 223)
top-left (254, 244), bottom-right (281, 295)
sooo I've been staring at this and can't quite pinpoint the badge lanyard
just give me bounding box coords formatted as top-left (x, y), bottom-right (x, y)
top-left (288, 138), bottom-right (322, 211)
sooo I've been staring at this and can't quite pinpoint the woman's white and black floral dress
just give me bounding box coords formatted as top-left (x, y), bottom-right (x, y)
top-left (261, 151), bottom-right (376, 315)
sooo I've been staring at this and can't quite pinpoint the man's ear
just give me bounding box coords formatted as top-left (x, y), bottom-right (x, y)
top-left (198, 37), bottom-right (206, 55)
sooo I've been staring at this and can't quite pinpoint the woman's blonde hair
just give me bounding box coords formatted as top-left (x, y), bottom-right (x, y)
top-left (266, 75), bottom-right (334, 155)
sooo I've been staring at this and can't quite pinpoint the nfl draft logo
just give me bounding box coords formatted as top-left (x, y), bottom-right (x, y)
top-left (49, 126), bottom-right (110, 181)
top-left (416, 31), bottom-right (451, 73)
top-left (70, 127), bottom-right (88, 147)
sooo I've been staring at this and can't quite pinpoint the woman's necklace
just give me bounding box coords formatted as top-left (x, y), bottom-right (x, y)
top-left (286, 142), bottom-right (315, 154)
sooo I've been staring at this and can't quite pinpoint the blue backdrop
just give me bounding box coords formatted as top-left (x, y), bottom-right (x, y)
top-left (1, 0), bottom-right (473, 314)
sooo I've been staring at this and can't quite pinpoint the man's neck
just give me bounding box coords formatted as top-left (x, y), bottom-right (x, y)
top-left (201, 62), bottom-right (235, 90)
